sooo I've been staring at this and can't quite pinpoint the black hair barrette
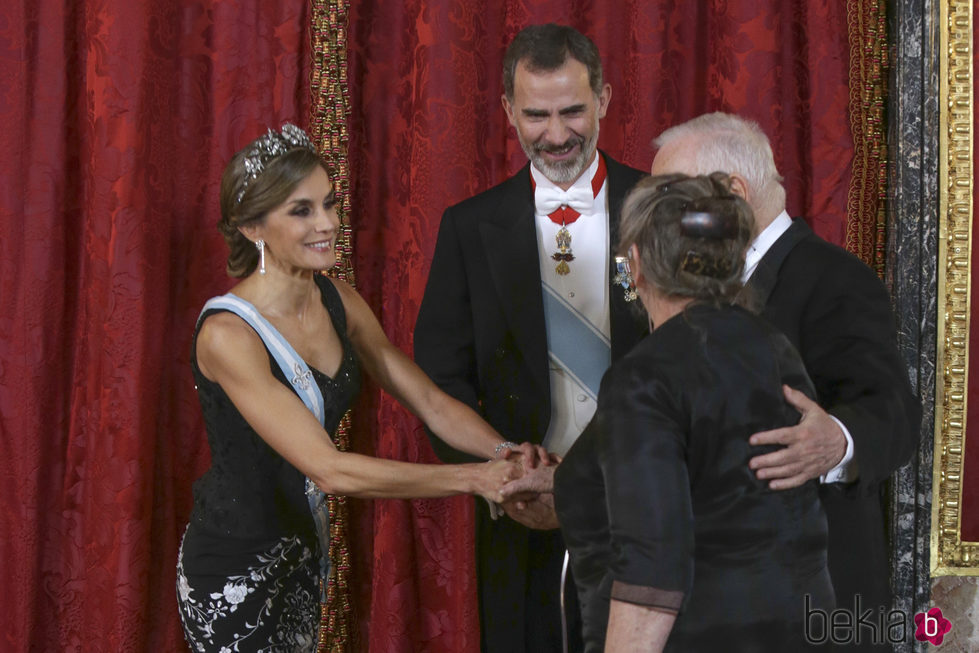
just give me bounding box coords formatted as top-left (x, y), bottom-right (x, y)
top-left (678, 210), bottom-right (739, 239)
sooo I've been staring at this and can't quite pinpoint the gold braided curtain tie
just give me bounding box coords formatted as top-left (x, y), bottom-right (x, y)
top-left (310, 0), bottom-right (354, 650)
top-left (844, 0), bottom-right (888, 277)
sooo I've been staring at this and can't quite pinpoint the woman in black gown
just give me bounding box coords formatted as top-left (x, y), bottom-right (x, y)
top-left (176, 124), bottom-right (529, 652)
top-left (509, 174), bottom-right (834, 651)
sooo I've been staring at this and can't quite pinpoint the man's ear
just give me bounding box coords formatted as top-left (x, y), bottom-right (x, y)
top-left (727, 174), bottom-right (749, 201)
top-left (596, 83), bottom-right (611, 119)
top-left (501, 94), bottom-right (517, 128)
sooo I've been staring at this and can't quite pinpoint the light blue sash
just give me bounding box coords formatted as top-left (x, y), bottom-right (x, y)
top-left (199, 293), bottom-right (331, 598)
top-left (200, 294), bottom-right (325, 423)
top-left (541, 283), bottom-right (610, 401)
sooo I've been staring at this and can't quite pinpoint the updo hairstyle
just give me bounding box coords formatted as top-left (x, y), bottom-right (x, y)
top-left (217, 144), bottom-right (324, 278)
top-left (617, 173), bottom-right (754, 304)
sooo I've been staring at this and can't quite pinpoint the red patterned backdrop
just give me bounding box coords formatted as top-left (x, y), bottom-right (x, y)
top-left (0, 1), bottom-right (312, 650)
top-left (0, 0), bottom-right (865, 651)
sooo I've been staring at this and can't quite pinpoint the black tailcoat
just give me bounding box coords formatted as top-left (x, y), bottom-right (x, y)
top-left (747, 218), bottom-right (921, 650)
top-left (414, 154), bottom-right (647, 652)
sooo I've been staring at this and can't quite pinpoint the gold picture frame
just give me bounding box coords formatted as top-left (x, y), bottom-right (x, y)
top-left (932, 0), bottom-right (979, 575)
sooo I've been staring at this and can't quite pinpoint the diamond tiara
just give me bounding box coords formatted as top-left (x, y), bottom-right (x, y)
top-left (236, 123), bottom-right (318, 204)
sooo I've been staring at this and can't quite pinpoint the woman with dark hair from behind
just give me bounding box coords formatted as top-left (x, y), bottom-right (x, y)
top-left (505, 173), bottom-right (834, 651)
top-left (176, 124), bottom-right (534, 652)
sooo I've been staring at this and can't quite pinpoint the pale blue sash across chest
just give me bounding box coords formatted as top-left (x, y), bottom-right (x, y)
top-left (199, 293), bottom-right (332, 597)
top-left (541, 283), bottom-right (610, 401)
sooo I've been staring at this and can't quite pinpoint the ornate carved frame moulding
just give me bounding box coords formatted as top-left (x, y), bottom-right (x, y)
top-left (932, 0), bottom-right (979, 576)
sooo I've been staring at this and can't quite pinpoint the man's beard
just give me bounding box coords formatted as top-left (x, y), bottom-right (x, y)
top-left (522, 125), bottom-right (599, 185)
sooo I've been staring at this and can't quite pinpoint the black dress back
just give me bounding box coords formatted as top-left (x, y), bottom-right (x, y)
top-left (555, 303), bottom-right (834, 652)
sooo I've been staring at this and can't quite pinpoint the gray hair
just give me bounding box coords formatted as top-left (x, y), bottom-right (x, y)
top-left (654, 112), bottom-right (785, 214)
top-left (618, 173), bottom-right (755, 304)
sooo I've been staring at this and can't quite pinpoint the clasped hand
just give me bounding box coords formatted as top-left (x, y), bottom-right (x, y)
top-left (474, 443), bottom-right (562, 529)
top-left (476, 441), bottom-right (548, 504)
top-left (497, 448), bottom-right (561, 530)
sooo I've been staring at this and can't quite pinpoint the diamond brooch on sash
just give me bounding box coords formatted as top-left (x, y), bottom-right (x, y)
top-left (292, 362), bottom-right (313, 390)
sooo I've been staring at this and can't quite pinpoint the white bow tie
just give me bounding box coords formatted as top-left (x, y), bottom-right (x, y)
top-left (534, 184), bottom-right (595, 217)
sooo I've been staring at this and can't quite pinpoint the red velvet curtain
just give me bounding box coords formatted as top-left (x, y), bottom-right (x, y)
top-left (0, 1), bottom-right (312, 650)
top-left (345, 2), bottom-right (854, 652)
top-left (1, 1), bottom-right (859, 651)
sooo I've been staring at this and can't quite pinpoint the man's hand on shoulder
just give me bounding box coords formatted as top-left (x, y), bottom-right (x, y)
top-left (748, 385), bottom-right (847, 490)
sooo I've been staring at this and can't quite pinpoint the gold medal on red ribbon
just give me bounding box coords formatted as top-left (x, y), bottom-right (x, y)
top-left (532, 156), bottom-right (608, 277)
top-left (552, 225), bottom-right (575, 275)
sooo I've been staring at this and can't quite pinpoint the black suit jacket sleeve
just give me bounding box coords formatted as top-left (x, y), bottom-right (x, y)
top-left (413, 204), bottom-right (484, 464)
top-left (755, 222), bottom-right (921, 491)
top-left (796, 250), bottom-right (919, 487)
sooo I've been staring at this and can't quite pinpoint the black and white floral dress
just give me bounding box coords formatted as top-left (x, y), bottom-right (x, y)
top-left (177, 277), bottom-right (359, 652)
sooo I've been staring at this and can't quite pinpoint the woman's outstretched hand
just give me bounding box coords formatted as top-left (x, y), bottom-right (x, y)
top-left (501, 462), bottom-right (557, 498)
top-left (496, 441), bottom-right (551, 473)
top-left (473, 458), bottom-right (524, 504)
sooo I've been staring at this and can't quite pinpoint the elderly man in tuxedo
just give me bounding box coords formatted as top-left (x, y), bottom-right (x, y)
top-left (413, 23), bottom-right (646, 653)
top-left (650, 112), bottom-right (920, 651)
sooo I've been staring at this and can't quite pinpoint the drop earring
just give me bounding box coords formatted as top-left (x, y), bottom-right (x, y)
top-left (256, 239), bottom-right (266, 275)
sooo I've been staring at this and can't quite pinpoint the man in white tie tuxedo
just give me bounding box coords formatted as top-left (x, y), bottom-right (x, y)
top-left (414, 23), bottom-right (647, 653)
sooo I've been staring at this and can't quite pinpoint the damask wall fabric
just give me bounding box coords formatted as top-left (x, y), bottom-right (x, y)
top-left (1, 0), bottom-right (860, 651)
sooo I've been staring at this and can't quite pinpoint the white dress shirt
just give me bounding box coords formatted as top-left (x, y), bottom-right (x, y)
top-left (532, 157), bottom-right (610, 457)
